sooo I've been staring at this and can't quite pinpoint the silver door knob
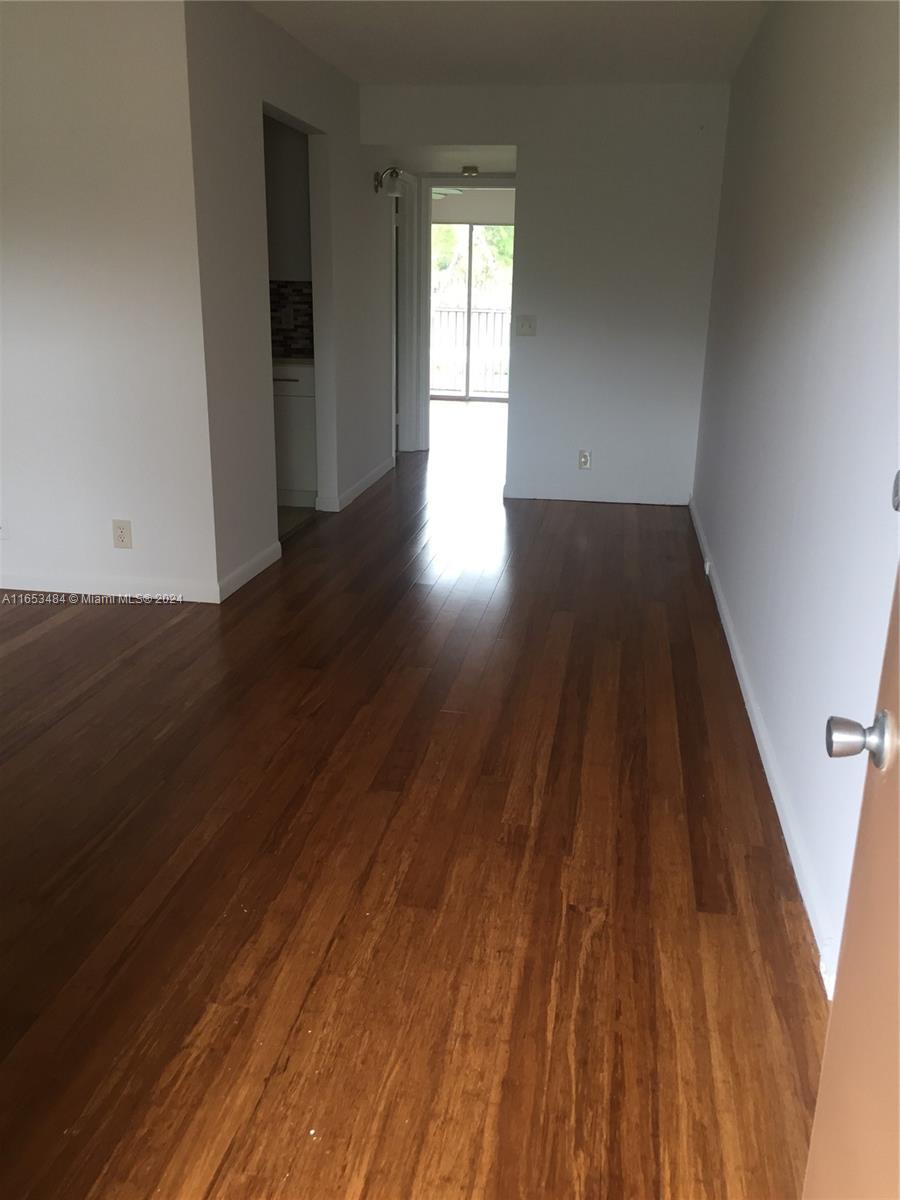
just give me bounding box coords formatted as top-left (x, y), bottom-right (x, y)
top-left (826, 710), bottom-right (889, 769)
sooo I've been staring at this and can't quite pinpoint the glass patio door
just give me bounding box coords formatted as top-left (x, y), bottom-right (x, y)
top-left (430, 223), bottom-right (514, 400)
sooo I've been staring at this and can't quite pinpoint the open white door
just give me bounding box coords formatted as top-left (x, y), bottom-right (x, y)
top-left (394, 175), bottom-right (422, 453)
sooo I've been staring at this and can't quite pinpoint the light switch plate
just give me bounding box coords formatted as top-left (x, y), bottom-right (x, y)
top-left (515, 314), bottom-right (537, 337)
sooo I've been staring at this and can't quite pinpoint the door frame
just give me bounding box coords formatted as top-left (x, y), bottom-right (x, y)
top-left (394, 175), bottom-right (420, 453)
top-left (261, 103), bottom-right (338, 511)
top-left (404, 173), bottom-right (516, 452)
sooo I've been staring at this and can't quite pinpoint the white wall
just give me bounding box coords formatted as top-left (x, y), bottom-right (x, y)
top-left (363, 84), bottom-right (729, 502)
top-left (0, 1), bottom-right (219, 601)
top-left (431, 188), bottom-right (515, 225)
top-left (692, 2), bottom-right (899, 980)
top-left (184, 2), bottom-right (394, 590)
top-left (0, 1), bottom-right (394, 604)
top-left (263, 116), bottom-right (312, 281)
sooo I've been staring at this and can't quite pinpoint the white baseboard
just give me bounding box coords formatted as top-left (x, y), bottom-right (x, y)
top-left (316, 455), bottom-right (395, 513)
top-left (503, 481), bottom-right (690, 504)
top-left (0, 567), bottom-right (221, 604)
top-left (689, 500), bottom-right (836, 997)
top-left (217, 540), bottom-right (282, 602)
top-left (1, 542), bottom-right (285, 607)
top-left (278, 488), bottom-right (317, 508)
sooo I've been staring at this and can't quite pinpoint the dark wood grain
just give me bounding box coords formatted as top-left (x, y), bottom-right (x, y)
top-left (0, 451), bottom-right (827, 1199)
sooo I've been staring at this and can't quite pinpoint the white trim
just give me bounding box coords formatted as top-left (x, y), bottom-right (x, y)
top-left (463, 222), bottom-right (474, 399)
top-left (316, 455), bottom-right (395, 513)
top-left (391, 200), bottom-right (398, 457)
top-left (393, 177), bottom-right (421, 452)
top-left (306, 132), bottom-right (340, 517)
top-left (503, 483), bottom-right (687, 503)
top-left (217, 540), bottom-right (282, 602)
top-left (689, 499), bottom-right (836, 994)
top-left (416, 179), bottom-right (432, 452)
top-left (277, 488), bottom-right (317, 508)
top-left (0, 568), bottom-right (221, 605)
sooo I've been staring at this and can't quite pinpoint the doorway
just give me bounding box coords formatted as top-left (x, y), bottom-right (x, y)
top-left (262, 113), bottom-right (317, 542)
top-left (427, 186), bottom-right (514, 488)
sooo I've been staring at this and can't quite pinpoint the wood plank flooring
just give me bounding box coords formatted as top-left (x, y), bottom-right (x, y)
top-left (0, 450), bottom-right (828, 1199)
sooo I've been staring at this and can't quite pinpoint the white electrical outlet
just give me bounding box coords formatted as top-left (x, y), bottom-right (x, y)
top-left (515, 314), bottom-right (537, 337)
top-left (112, 519), bottom-right (132, 549)
top-left (578, 450), bottom-right (591, 470)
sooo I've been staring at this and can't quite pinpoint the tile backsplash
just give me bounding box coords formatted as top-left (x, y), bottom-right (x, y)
top-left (270, 280), bottom-right (313, 359)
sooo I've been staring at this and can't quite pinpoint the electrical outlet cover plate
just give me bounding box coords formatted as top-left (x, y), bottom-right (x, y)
top-left (578, 450), bottom-right (591, 470)
top-left (112, 519), bottom-right (132, 549)
top-left (515, 314), bottom-right (537, 337)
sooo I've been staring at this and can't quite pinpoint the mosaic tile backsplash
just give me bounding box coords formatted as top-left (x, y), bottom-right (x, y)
top-left (270, 280), bottom-right (314, 359)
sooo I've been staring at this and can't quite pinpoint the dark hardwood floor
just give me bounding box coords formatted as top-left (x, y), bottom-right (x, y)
top-left (0, 447), bottom-right (827, 1199)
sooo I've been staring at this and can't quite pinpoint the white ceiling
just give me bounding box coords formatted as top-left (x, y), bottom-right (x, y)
top-left (254, 1), bottom-right (766, 87)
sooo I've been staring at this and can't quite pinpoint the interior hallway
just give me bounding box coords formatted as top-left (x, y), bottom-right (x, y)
top-left (0, 450), bottom-right (827, 1199)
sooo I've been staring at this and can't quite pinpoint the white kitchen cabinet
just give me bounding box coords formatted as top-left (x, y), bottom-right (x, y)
top-left (273, 359), bottom-right (316, 506)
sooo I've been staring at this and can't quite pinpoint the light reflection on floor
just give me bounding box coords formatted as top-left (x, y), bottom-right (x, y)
top-left (425, 400), bottom-right (509, 575)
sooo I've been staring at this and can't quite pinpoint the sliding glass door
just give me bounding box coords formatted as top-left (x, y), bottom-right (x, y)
top-left (430, 223), bottom-right (514, 400)
top-left (430, 223), bottom-right (469, 396)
